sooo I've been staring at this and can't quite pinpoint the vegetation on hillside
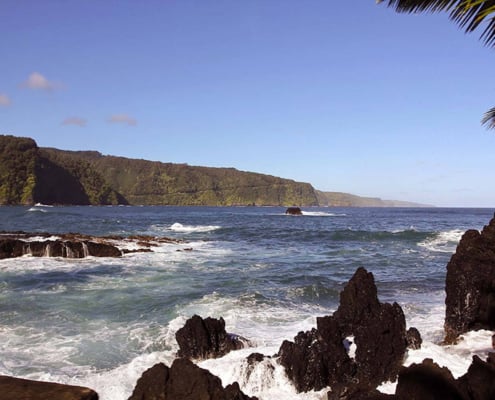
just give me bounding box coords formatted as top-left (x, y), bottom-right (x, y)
top-left (0, 134), bottom-right (427, 207)
top-left (55, 150), bottom-right (319, 206)
top-left (36, 148), bottom-right (126, 205)
top-left (0, 135), bottom-right (38, 205)
top-left (316, 190), bottom-right (428, 207)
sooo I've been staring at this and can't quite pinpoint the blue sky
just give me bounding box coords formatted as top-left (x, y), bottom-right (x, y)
top-left (1, 1), bottom-right (494, 207)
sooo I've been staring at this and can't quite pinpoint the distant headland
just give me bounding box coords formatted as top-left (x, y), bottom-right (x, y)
top-left (0, 134), bottom-right (429, 207)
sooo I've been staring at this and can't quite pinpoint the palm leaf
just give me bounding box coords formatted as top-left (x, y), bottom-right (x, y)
top-left (481, 107), bottom-right (495, 128)
top-left (377, 0), bottom-right (495, 47)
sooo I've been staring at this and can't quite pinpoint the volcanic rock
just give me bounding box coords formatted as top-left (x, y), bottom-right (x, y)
top-left (0, 375), bottom-right (98, 400)
top-left (176, 315), bottom-right (249, 360)
top-left (0, 237), bottom-right (121, 259)
top-left (0, 231), bottom-right (185, 259)
top-left (406, 327), bottom-right (422, 350)
top-left (395, 358), bottom-right (464, 400)
top-left (457, 354), bottom-right (495, 400)
top-left (361, 354), bottom-right (495, 400)
top-left (278, 267), bottom-right (407, 395)
top-left (444, 214), bottom-right (495, 343)
top-left (285, 207), bottom-right (302, 215)
top-left (128, 358), bottom-right (257, 400)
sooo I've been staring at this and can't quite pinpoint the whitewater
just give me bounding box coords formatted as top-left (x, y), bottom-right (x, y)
top-left (0, 205), bottom-right (493, 399)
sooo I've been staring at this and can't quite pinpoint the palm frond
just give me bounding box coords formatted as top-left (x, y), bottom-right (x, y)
top-left (481, 107), bottom-right (495, 128)
top-left (377, 0), bottom-right (495, 47)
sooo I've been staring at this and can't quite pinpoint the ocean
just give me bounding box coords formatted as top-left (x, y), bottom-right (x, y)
top-left (0, 205), bottom-right (494, 399)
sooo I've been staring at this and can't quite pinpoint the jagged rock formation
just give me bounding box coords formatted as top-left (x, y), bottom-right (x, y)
top-left (0, 231), bottom-right (184, 259)
top-left (369, 354), bottom-right (495, 400)
top-left (278, 267), bottom-right (408, 396)
top-left (176, 315), bottom-right (249, 360)
top-left (444, 214), bottom-right (495, 343)
top-left (0, 375), bottom-right (98, 400)
top-left (128, 358), bottom-right (258, 400)
top-left (406, 327), bottom-right (422, 350)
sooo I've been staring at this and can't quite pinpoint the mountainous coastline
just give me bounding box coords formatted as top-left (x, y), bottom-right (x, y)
top-left (0, 134), bottom-right (427, 207)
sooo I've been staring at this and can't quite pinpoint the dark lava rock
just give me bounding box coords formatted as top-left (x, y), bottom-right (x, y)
top-left (395, 359), bottom-right (464, 400)
top-left (176, 315), bottom-right (248, 360)
top-left (367, 354), bottom-right (495, 400)
top-left (0, 238), bottom-right (122, 259)
top-left (285, 207), bottom-right (302, 215)
top-left (279, 319), bottom-right (354, 392)
top-left (444, 214), bottom-right (495, 343)
top-left (128, 358), bottom-right (257, 400)
top-left (278, 267), bottom-right (407, 394)
top-left (0, 375), bottom-right (98, 400)
top-left (457, 354), bottom-right (495, 400)
top-left (406, 327), bottom-right (422, 350)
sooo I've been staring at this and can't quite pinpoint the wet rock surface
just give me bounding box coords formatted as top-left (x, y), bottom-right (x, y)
top-left (278, 267), bottom-right (408, 394)
top-left (285, 206), bottom-right (302, 215)
top-left (128, 358), bottom-right (258, 400)
top-left (0, 375), bottom-right (98, 400)
top-left (0, 231), bottom-right (184, 259)
top-left (444, 214), bottom-right (495, 343)
top-left (176, 315), bottom-right (249, 360)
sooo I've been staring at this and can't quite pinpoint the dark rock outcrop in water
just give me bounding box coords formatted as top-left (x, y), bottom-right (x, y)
top-left (406, 327), bottom-right (422, 350)
top-left (365, 354), bottom-right (495, 400)
top-left (0, 375), bottom-right (98, 400)
top-left (176, 315), bottom-right (249, 360)
top-left (285, 206), bottom-right (302, 215)
top-left (0, 231), bottom-right (184, 259)
top-left (128, 358), bottom-right (258, 400)
top-left (444, 214), bottom-right (495, 344)
top-left (278, 267), bottom-right (408, 396)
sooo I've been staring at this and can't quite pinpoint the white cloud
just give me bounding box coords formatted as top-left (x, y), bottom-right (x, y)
top-left (108, 114), bottom-right (137, 126)
top-left (0, 93), bottom-right (11, 106)
top-left (21, 72), bottom-right (62, 91)
top-left (62, 117), bottom-right (87, 127)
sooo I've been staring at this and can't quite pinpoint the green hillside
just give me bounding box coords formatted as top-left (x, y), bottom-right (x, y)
top-left (0, 134), bottom-right (428, 207)
top-left (0, 135), bottom-right (124, 205)
top-left (46, 149), bottom-right (318, 206)
top-left (316, 190), bottom-right (429, 208)
top-left (0, 135), bottom-right (318, 206)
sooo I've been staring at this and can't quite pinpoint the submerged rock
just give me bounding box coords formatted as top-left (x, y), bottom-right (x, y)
top-left (0, 375), bottom-right (98, 400)
top-left (128, 358), bottom-right (257, 400)
top-left (176, 315), bottom-right (249, 360)
top-left (444, 214), bottom-right (495, 343)
top-left (278, 267), bottom-right (408, 395)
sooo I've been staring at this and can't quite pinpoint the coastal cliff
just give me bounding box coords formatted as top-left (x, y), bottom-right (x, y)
top-left (0, 134), bottom-right (426, 207)
top-left (0, 135), bottom-right (317, 206)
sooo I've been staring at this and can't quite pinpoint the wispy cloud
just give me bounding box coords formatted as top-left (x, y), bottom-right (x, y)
top-left (62, 116), bottom-right (87, 127)
top-left (21, 72), bottom-right (63, 91)
top-left (0, 93), bottom-right (11, 106)
top-left (108, 114), bottom-right (137, 126)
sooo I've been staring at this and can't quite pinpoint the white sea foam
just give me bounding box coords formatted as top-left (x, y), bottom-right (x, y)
top-left (27, 207), bottom-right (48, 213)
top-left (169, 222), bottom-right (221, 233)
top-left (301, 211), bottom-right (346, 217)
top-left (418, 229), bottom-right (466, 253)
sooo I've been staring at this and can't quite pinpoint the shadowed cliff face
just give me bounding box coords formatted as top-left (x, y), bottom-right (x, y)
top-left (34, 155), bottom-right (91, 205)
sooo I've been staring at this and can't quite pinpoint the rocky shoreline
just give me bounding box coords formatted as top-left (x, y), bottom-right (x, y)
top-left (2, 215), bottom-right (495, 399)
top-left (0, 231), bottom-right (185, 259)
